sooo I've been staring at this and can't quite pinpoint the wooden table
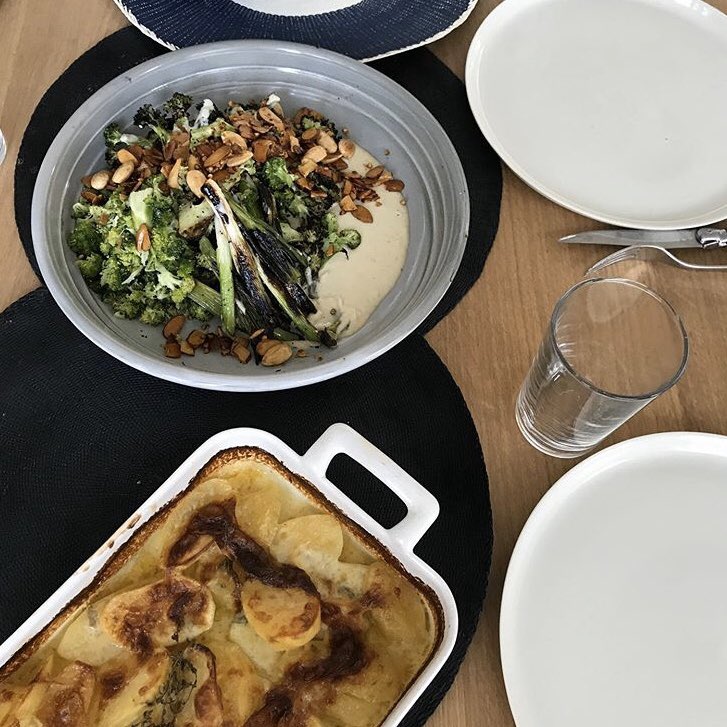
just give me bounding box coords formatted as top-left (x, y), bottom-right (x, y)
top-left (3, 1), bottom-right (727, 724)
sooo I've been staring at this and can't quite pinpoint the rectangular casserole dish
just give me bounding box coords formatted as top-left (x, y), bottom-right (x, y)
top-left (0, 424), bottom-right (458, 727)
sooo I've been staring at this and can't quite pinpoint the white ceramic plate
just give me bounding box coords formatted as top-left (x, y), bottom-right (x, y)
top-left (501, 432), bottom-right (727, 727)
top-left (466, 0), bottom-right (727, 230)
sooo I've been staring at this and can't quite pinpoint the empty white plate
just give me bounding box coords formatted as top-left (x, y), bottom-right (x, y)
top-left (466, 0), bottom-right (727, 229)
top-left (501, 432), bottom-right (727, 727)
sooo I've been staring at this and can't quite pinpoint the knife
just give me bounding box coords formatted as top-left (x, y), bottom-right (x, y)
top-left (560, 227), bottom-right (727, 249)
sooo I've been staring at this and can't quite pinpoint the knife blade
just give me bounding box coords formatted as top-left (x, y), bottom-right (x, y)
top-left (560, 227), bottom-right (727, 249)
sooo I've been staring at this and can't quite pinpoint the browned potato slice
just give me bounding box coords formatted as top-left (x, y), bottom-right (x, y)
top-left (35, 662), bottom-right (95, 727)
top-left (57, 600), bottom-right (125, 666)
top-left (233, 479), bottom-right (282, 547)
top-left (0, 686), bottom-right (29, 724)
top-left (174, 644), bottom-right (223, 727)
top-left (199, 636), bottom-right (266, 724)
top-left (321, 692), bottom-right (389, 727)
top-left (241, 580), bottom-right (321, 651)
top-left (97, 652), bottom-right (170, 727)
top-left (270, 515), bottom-right (343, 575)
top-left (100, 574), bottom-right (215, 651)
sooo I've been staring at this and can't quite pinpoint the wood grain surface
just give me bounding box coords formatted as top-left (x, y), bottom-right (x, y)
top-left (2, 1), bottom-right (727, 725)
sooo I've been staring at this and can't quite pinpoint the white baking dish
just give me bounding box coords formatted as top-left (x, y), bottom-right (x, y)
top-left (0, 423), bottom-right (458, 727)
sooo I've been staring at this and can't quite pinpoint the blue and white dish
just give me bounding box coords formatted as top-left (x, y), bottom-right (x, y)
top-left (113, 0), bottom-right (478, 61)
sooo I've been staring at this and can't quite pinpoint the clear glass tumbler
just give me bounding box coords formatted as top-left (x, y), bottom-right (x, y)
top-left (516, 278), bottom-right (688, 458)
top-left (0, 128), bottom-right (5, 166)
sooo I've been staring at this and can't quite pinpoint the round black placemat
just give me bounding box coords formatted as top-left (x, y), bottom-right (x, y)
top-left (14, 27), bottom-right (501, 334)
top-left (0, 288), bottom-right (492, 727)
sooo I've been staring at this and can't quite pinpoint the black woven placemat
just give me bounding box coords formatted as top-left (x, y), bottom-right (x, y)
top-left (14, 27), bottom-right (502, 334)
top-left (0, 288), bottom-right (492, 727)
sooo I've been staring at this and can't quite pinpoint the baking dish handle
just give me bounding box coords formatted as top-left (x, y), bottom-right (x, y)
top-left (303, 424), bottom-right (440, 551)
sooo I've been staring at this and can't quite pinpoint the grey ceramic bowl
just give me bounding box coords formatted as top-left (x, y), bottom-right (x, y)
top-left (32, 41), bottom-right (469, 391)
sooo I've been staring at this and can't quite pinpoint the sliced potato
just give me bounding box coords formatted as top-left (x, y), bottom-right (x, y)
top-left (57, 599), bottom-right (125, 666)
top-left (270, 515), bottom-right (343, 575)
top-left (0, 686), bottom-right (29, 724)
top-left (97, 651), bottom-right (170, 727)
top-left (174, 645), bottom-right (223, 727)
top-left (228, 620), bottom-right (282, 677)
top-left (101, 574), bottom-right (215, 651)
top-left (233, 479), bottom-right (282, 547)
top-left (199, 636), bottom-right (265, 724)
top-left (321, 692), bottom-right (388, 727)
top-left (35, 662), bottom-right (96, 727)
top-left (241, 580), bottom-right (321, 651)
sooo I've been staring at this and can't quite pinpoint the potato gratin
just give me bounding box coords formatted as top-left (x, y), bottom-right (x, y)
top-left (0, 449), bottom-right (442, 727)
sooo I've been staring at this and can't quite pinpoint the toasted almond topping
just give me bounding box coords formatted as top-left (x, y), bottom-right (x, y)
top-left (252, 139), bottom-right (274, 163)
top-left (81, 190), bottom-right (103, 204)
top-left (261, 342), bottom-right (293, 366)
top-left (116, 149), bottom-right (138, 165)
top-left (384, 179), bottom-right (405, 192)
top-left (338, 139), bottom-right (355, 158)
top-left (136, 223), bottom-right (151, 252)
top-left (352, 205), bottom-right (373, 223)
top-left (342, 179), bottom-right (353, 196)
top-left (160, 162), bottom-right (172, 178)
top-left (331, 158), bottom-right (349, 171)
top-left (163, 314), bottom-right (186, 339)
top-left (289, 135), bottom-right (302, 154)
top-left (298, 159), bottom-right (317, 177)
top-left (322, 152), bottom-right (343, 164)
top-left (378, 169), bottom-right (393, 182)
top-left (325, 244), bottom-right (335, 257)
top-left (301, 127), bottom-right (319, 142)
top-left (258, 106), bottom-right (285, 131)
top-left (303, 145), bottom-right (327, 163)
top-left (186, 169), bottom-right (207, 198)
top-left (111, 161), bottom-right (135, 184)
top-left (188, 154), bottom-right (200, 170)
top-left (164, 341), bottom-right (182, 358)
top-left (167, 157), bottom-right (183, 189)
top-left (256, 339), bottom-right (279, 356)
top-left (204, 145), bottom-right (232, 168)
top-left (296, 176), bottom-right (313, 190)
top-left (81, 174), bottom-right (94, 186)
top-left (221, 130), bottom-right (248, 149)
top-left (226, 150), bottom-right (254, 167)
top-left (180, 340), bottom-right (195, 356)
top-left (339, 195), bottom-right (357, 212)
top-left (235, 122), bottom-right (256, 140)
top-left (232, 340), bottom-right (251, 364)
top-left (318, 132), bottom-right (338, 153)
top-left (186, 329), bottom-right (207, 348)
top-left (90, 170), bottom-right (111, 190)
top-left (251, 329), bottom-right (265, 339)
top-left (366, 165), bottom-right (384, 179)
top-left (310, 189), bottom-right (328, 199)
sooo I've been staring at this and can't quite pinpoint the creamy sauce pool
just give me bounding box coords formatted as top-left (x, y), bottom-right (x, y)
top-left (308, 146), bottom-right (409, 338)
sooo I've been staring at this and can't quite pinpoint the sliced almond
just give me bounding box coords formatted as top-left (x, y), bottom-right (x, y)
top-left (255, 338), bottom-right (279, 356)
top-left (160, 162), bottom-right (173, 178)
top-left (258, 106), bottom-right (284, 132)
top-left (310, 189), bottom-right (328, 199)
top-left (186, 169), bottom-right (207, 198)
top-left (261, 342), bottom-right (293, 367)
top-left (365, 165), bottom-right (384, 179)
top-left (338, 139), bottom-right (355, 158)
top-left (111, 161), bottom-right (135, 184)
top-left (116, 148), bottom-right (138, 165)
top-left (339, 195), bottom-right (357, 212)
top-left (81, 174), bottom-right (94, 187)
top-left (318, 132), bottom-right (338, 153)
top-left (352, 205), bottom-right (373, 224)
top-left (90, 170), bottom-right (111, 190)
top-left (221, 130), bottom-right (248, 149)
top-left (342, 179), bottom-right (353, 197)
top-left (188, 154), bottom-right (200, 170)
top-left (81, 190), bottom-right (103, 204)
top-left (322, 152), bottom-right (343, 164)
top-left (301, 127), bottom-right (319, 142)
top-left (163, 314), bottom-right (186, 339)
top-left (186, 329), bottom-right (207, 349)
top-left (179, 340), bottom-right (195, 356)
top-left (331, 158), bottom-right (349, 171)
top-left (297, 159), bottom-right (317, 178)
top-left (164, 341), bottom-right (182, 358)
top-left (231, 339), bottom-right (251, 364)
top-left (252, 139), bottom-right (274, 163)
top-left (226, 150), bottom-right (254, 167)
top-left (136, 223), bottom-right (151, 252)
top-left (325, 244), bottom-right (335, 257)
top-left (204, 145), bottom-right (232, 168)
top-left (303, 145), bottom-right (327, 164)
top-left (235, 122), bottom-right (256, 140)
top-left (167, 157), bottom-right (183, 189)
top-left (289, 135), bottom-right (302, 154)
top-left (378, 169), bottom-right (393, 182)
top-left (384, 179), bottom-right (405, 192)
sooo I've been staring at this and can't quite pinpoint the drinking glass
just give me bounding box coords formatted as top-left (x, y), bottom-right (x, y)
top-left (516, 277), bottom-right (688, 458)
top-left (0, 128), bottom-right (5, 166)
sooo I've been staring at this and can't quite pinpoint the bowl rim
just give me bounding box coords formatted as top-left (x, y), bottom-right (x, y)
top-left (32, 39), bottom-right (469, 391)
